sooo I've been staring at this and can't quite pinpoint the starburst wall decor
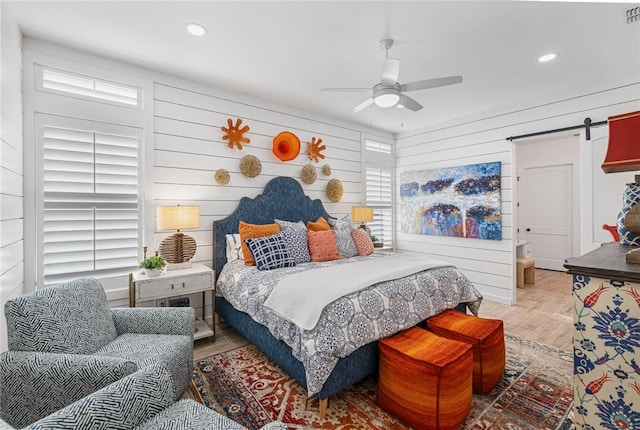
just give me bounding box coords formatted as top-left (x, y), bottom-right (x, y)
top-left (307, 137), bottom-right (326, 163)
top-left (221, 118), bottom-right (250, 149)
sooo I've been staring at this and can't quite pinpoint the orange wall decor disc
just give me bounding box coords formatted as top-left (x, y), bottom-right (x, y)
top-left (273, 131), bottom-right (301, 161)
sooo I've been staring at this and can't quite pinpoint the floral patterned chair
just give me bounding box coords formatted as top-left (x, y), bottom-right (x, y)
top-left (1, 278), bottom-right (194, 428)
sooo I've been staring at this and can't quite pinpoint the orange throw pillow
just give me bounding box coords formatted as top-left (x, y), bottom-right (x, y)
top-left (239, 221), bottom-right (281, 266)
top-left (307, 216), bottom-right (331, 231)
top-left (307, 229), bottom-right (341, 262)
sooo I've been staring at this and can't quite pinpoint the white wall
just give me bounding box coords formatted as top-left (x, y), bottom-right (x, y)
top-left (20, 39), bottom-right (393, 325)
top-left (580, 125), bottom-right (637, 254)
top-left (22, 39), bottom-right (152, 301)
top-left (149, 75), bottom-right (392, 322)
top-left (0, 2), bottom-right (23, 352)
top-left (151, 80), bottom-right (380, 263)
top-left (395, 81), bottom-right (640, 305)
top-left (13, 37), bottom-right (639, 324)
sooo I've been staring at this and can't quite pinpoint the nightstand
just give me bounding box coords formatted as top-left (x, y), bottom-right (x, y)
top-left (128, 263), bottom-right (215, 342)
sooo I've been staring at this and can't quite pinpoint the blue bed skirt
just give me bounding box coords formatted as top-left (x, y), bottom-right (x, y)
top-left (216, 296), bottom-right (378, 400)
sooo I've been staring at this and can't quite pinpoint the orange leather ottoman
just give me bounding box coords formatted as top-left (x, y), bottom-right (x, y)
top-left (426, 309), bottom-right (505, 393)
top-left (377, 327), bottom-right (473, 430)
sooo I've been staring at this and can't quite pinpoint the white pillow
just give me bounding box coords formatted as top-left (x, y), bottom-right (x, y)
top-left (225, 233), bottom-right (244, 262)
top-left (332, 215), bottom-right (358, 258)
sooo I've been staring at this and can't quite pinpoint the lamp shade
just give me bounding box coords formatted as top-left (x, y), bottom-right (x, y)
top-left (351, 206), bottom-right (374, 223)
top-left (602, 110), bottom-right (640, 173)
top-left (156, 206), bottom-right (200, 231)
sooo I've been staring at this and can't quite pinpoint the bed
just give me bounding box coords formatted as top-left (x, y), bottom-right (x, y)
top-left (213, 176), bottom-right (482, 416)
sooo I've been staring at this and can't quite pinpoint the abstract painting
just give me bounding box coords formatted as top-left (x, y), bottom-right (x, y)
top-left (400, 162), bottom-right (502, 240)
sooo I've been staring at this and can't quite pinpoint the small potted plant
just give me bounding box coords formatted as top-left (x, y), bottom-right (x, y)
top-left (370, 235), bottom-right (384, 248)
top-left (139, 254), bottom-right (166, 277)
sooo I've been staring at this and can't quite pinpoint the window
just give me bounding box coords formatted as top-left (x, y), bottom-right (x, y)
top-left (365, 167), bottom-right (393, 247)
top-left (365, 139), bottom-right (392, 154)
top-left (37, 65), bottom-right (142, 108)
top-left (36, 115), bottom-right (141, 286)
top-left (363, 138), bottom-right (394, 247)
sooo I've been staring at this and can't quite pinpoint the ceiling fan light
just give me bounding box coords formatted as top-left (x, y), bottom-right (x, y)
top-left (374, 93), bottom-right (400, 108)
top-left (538, 52), bottom-right (557, 63)
top-left (187, 23), bottom-right (207, 36)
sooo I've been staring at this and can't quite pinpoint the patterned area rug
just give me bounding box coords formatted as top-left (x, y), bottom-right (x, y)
top-left (192, 334), bottom-right (574, 429)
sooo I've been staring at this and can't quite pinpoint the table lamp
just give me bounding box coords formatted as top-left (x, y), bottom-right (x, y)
top-left (351, 206), bottom-right (374, 235)
top-left (156, 205), bottom-right (200, 270)
top-left (600, 110), bottom-right (640, 262)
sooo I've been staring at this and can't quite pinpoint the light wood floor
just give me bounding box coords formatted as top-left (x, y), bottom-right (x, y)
top-left (194, 268), bottom-right (573, 360)
top-left (476, 268), bottom-right (573, 351)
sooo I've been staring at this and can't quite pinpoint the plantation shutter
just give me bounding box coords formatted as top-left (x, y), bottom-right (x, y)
top-left (38, 115), bottom-right (141, 286)
top-left (363, 137), bottom-right (394, 248)
top-left (365, 167), bottom-right (393, 248)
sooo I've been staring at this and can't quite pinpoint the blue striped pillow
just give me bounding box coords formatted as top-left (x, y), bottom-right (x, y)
top-left (245, 233), bottom-right (296, 271)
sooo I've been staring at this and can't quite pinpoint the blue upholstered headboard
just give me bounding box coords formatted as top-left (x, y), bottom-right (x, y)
top-left (212, 176), bottom-right (332, 278)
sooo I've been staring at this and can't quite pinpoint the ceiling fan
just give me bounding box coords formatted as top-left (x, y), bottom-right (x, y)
top-left (321, 39), bottom-right (463, 113)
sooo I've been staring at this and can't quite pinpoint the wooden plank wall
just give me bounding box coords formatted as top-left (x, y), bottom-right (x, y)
top-left (151, 78), bottom-right (393, 319)
top-left (0, 3), bottom-right (23, 351)
top-left (151, 80), bottom-right (394, 264)
top-left (395, 82), bottom-right (640, 304)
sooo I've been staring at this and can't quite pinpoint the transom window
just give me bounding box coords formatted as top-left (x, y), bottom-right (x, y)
top-left (38, 65), bottom-right (142, 108)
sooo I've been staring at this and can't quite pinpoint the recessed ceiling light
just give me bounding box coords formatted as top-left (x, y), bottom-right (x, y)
top-left (538, 53), bottom-right (558, 63)
top-left (187, 23), bottom-right (207, 36)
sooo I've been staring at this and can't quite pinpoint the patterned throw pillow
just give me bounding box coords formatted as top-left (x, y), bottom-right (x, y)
top-left (281, 229), bottom-right (311, 263)
top-left (275, 219), bottom-right (307, 232)
top-left (225, 234), bottom-right (244, 262)
top-left (239, 221), bottom-right (281, 266)
top-left (351, 228), bottom-right (374, 256)
top-left (307, 216), bottom-right (331, 231)
top-left (332, 215), bottom-right (358, 258)
top-left (307, 229), bottom-right (341, 262)
top-left (245, 233), bottom-right (296, 271)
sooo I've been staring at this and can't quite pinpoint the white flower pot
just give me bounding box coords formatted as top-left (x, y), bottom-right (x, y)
top-left (145, 268), bottom-right (162, 277)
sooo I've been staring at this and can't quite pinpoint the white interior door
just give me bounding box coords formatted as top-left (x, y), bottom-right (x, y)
top-left (520, 164), bottom-right (573, 270)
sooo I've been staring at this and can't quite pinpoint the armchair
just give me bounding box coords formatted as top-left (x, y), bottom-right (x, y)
top-left (0, 368), bottom-right (287, 430)
top-left (0, 351), bottom-right (137, 427)
top-left (2, 278), bottom-right (194, 428)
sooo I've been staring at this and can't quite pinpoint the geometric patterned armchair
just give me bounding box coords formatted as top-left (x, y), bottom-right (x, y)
top-left (0, 368), bottom-right (288, 430)
top-left (1, 278), bottom-right (195, 428)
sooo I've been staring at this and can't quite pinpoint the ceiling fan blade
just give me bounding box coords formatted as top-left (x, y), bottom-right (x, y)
top-left (400, 75), bottom-right (463, 92)
top-left (320, 87), bottom-right (370, 92)
top-left (380, 58), bottom-right (400, 85)
top-left (353, 97), bottom-right (374, 113)
top-left (398, 94), bottom-right (423, 111)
